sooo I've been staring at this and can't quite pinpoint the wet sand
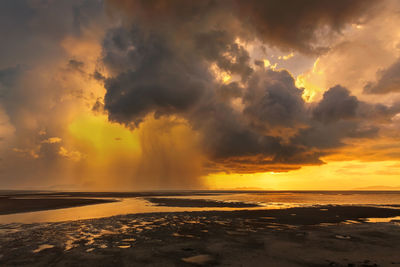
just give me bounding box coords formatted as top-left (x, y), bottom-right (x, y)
top-left (0, 197), bottom-right (117, 215)
top-left (1, 205), bottom-right (400, 266)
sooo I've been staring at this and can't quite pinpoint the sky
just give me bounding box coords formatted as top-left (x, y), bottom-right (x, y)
top-left (0, 0), bottom-right (400, 191)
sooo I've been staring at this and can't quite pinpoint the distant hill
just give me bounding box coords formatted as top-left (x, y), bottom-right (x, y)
top-left (353, 185), bottom-right (400, 190)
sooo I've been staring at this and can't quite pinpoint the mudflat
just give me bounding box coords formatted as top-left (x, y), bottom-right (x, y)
top-left (1, 205), bottom-right (400, 266)
top-left (0, 197), bottom-right (117, 215)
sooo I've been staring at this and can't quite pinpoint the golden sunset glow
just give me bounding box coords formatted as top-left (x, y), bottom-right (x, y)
top-left (205, 160), bottom-right (400, 190)
top-left (295, 58), bottom-right (325, 102)
top-left (0, 0), bottom-right (399, 192)
top-left (68, 114), bottom-right (141, 155)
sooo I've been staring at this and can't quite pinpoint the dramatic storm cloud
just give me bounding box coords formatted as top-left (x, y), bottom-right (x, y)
top-left (100, 0), bottom-right (397, 174)
top-left (1, 0), bottom-right (399, 190)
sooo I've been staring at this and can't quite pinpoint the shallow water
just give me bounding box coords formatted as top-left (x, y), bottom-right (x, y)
top-left (160, 191), bottom-right (400, 206)
top-left (0, 197), bottom-right (265, 224)
top-left (1, 191), bottom-right (400, 224)
top-left (366, 216), bottom-right (400, 223)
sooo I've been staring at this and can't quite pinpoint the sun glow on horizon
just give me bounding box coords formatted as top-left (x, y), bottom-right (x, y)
top-left (205, 160), bottom-right (400, 190)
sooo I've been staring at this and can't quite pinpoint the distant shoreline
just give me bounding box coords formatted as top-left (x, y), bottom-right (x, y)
top-left (2, 189), bottom-right (400, 197)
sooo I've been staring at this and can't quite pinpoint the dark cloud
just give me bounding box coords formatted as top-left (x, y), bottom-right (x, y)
top-left (103, 27), bottom-right (211, 125)
top-left (189, 101), bottom-right (325, 173)
top-left (101, 25), bottom-right (316, 171)
top-left (293, 120), bottom-right (378, 151)
top-left (357, 101), bottom-right (400, 123)
top-left (243, 69), bottom-right (307, 130)
top-left (194, 30), bottom-right (253, 80)
top-left (294, 86), bottom-right (398, 151)
top-left (190, 102), bottom-right (280, 160)
top-left (314, 85), bottom-right (400, 124)
top-left (216, 82), bottom-right (243, 100)
top-left (101, 22), bottom-right (397, 173)
top-left (101, 24), bottom-right (325, 171)
top-left (106, 0), bottom-right (379, 54)
top-left (364, 59), bottom-right (400, 94)
top-left (233, 0), bottom-right (380, 54)
top-left (99, 0), bottom-right (397, 173)
top-left (313, 86), bottom-right (359, 124)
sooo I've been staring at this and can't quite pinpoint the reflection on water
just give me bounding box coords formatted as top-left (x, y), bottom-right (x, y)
top-left (1, 191), bottom-right (400, 224)
top-left (1, 209), bottom-right (276, 263)
top-left (32, 244), bottom-right (54, 253)
top-left (0, 198), bottom-right (267, 224)
top-left (157, 192), bottom-right (400, 206)
top-left (366, 216), bottom-right (400, 223)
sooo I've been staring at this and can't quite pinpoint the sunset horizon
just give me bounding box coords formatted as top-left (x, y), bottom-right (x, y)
top-left (1, 0), bottom-right (400, 266)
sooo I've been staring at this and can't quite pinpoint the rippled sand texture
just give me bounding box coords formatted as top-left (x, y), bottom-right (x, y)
top-left (1, 206), bottom-right (400, 266)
